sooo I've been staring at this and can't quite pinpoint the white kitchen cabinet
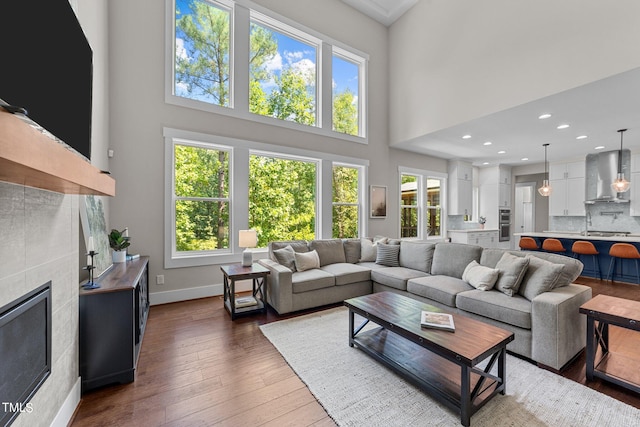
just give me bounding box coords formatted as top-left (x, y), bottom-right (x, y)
top-left (478, 165), bottom-right (511, 228)
top-left (449, 230), bottom-right (499, 248)
top-left (631, 154), bottom-right (640, 173)
top-left (630, 173), bottom-right (640, 215)
top-left (448, 160), bottom-right (473, 216)
top-left (549, 161), bottom-right (585, 216)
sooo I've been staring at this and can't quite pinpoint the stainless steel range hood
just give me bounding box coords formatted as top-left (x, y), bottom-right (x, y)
top-left (584, 149), bottom-right (630, 204)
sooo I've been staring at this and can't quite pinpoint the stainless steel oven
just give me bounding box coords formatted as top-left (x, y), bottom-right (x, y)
top-left (499, 208), bottom-right (511, 242)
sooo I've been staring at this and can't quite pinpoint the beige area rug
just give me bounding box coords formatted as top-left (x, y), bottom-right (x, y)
top-left (260, 307), bottom-right (640, 427)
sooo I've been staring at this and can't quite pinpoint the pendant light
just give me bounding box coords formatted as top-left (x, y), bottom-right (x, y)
top-left (611, 128), bottom-right (630, 193)
top-left (538, 143), bottom-right (552, 196)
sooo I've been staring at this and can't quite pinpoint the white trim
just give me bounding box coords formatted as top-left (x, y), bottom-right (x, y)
top-left (50, 377), bottom-right (81, 427)
top-left (151, 283), bottom-right (224, 305)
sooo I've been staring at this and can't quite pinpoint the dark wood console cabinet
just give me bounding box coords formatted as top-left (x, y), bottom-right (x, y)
top-left (79, 256), bottom-right (149, 393)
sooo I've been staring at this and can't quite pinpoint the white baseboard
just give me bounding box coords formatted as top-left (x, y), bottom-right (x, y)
top-left (150, 283), bottom-right (224, 305)
top-left (51, 377), bottom-right (81, 427)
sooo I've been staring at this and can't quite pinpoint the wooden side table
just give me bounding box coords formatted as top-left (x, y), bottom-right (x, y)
top-left (221, 263), bottom-right (270, 320)
top-left (579, 294), bottom-right (640, 394)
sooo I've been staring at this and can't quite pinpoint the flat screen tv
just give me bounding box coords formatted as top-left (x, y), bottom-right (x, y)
top-left (0, 0), bottom-right (93, 160)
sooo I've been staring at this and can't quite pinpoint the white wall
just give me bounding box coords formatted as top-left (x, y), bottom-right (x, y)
top-left (106, 0), bottom-right (445, 300)
top-left (389, 0), bottom-right (640, 145)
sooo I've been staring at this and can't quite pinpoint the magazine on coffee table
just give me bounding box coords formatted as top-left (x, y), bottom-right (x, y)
top-left (420, 310), bottom-right (455, 332)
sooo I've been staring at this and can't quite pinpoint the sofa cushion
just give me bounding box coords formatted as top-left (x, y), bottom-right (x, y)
top-left (309, 239), bottom-right (346, 266)
top-left (462, 260), bottom-right (499, 291)
top-left (456, 289), bottom-right (532, 329)
top-left (359, 238), bottom-right (378, 262)
top-left (431, 243), bottom-right (482, 279)
top-left (291, 269), bottom-right (335, 293)
top-left (272, 245), bottom-right (297, 271)
top-left (269, 240), bottom-right (309, 262)
top-left (407, 275), bottom-right (473, 307)
top-left (518, 255), bottom-right (564, 301)
top-left (480, 249), bottom-right (582, 288)
top-left (371, 267), bottom-right (429, 291)
top-left (524, 252), bottom-right (583, 288)
top-left (321, 263), bottom-right (371, 286)
top-left (294, 250), bottom-right (320, 272)
top-left (494, 252), bottom-right (530, 297)
top-left (376, 243), bottom-right (400, 267)
top-left (399, 240), bottom-right (435, 273)
top-left (343, 239), bottom-right (361, 264)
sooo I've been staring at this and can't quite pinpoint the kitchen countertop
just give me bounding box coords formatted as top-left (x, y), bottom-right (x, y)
top-left (448, 229), bottom-right (499, 233)
top-left (514, 231), bottom-right (640, 243)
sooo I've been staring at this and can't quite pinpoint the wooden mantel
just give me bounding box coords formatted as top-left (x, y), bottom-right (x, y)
top-left (0, 109), bottom-right (115, 196)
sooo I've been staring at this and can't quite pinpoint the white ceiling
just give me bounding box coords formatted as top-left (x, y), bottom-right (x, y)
top-left (392, 67), bottom-right (640, 168)
top-left (343, 1), bottom-right (640, 169)
top-left (341, 0), bottom-right (418, 27)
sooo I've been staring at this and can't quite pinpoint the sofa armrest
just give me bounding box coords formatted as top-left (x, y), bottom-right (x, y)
top-left (257, 258), bottom-right (293, 315)
top-left (531, 283), bottom-right (592, 370)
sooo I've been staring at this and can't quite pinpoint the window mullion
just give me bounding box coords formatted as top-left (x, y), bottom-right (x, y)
top-left (233, 4), bottom-right (250, 112)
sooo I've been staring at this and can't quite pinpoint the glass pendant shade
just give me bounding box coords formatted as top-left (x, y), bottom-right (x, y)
top-left (538, 179), bottom-right (552, 196)
top-left (538, 143), bottom-right (552, 197)
top-left (611, 129), bottom-right (630, 193)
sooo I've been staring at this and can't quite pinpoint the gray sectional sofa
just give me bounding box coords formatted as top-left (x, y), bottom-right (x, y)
top-left (257, 238), bottom-right (592, 371)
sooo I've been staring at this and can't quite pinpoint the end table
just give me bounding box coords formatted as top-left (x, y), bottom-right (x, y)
top-left (221, 263), bottom-right (270, 320)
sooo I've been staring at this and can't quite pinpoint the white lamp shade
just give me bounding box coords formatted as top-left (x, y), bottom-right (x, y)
top-left (239, 229), bottom-right (258, 248)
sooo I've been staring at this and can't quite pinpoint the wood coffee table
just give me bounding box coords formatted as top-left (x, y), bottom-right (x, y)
top-left (344, 292), bottom-right (514, 427)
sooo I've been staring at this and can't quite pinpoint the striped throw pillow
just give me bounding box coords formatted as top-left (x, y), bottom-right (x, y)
top-left (375, 243), bottom-right (400, 267)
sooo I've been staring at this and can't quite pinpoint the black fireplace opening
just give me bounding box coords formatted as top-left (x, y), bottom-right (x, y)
top-left (0, 282), bottom-right (52, 426)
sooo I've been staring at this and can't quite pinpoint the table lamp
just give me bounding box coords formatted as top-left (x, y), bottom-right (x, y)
top-left (239, 229), bottom-right (257, 266)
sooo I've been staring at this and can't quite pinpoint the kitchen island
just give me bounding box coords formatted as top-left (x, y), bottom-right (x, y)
top-left (515, 232), bottom-right (640, 284)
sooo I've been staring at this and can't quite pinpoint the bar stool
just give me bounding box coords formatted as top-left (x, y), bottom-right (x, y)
top-left (518, 237), bottom-right (539, 251)
top-left (542, 238), bottom-right (566, 253)
top-left (571, 241), bottom-right (601, 280)
top-left (607, 243), bottom-right (640, 283)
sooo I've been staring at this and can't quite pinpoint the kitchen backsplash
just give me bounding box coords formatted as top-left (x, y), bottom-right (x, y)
top-left (549, 203), bottom-right (640, 234)
top-left (448, 215), bottom-right (483, 230)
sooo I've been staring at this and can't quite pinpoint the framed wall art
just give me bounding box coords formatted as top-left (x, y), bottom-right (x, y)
top-left (370, 185), bottom-right (387, 218)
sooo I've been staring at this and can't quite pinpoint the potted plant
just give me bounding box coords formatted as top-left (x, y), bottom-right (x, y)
top-left (109, 228), bottom-right (130, 263)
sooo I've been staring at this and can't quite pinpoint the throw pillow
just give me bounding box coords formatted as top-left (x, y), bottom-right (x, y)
top-left (294, 250), bottom-right (320, 272)
top-left (273, 245), bottom-right (297, 271)
top-left (343, 239), bottom-right (361, 264)
top-left (494, 252), bottom-right (530, 296)
top-left (518, 255), bottom-right (564, 301)
top-left (375, 243), bottom-right (400, 267)
top-left (359, 238), bottom-right (378, 262)
top-left (462, 260), bottom-right (499, 291)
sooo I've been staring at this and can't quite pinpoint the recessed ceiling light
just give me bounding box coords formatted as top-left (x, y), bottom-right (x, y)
top-left (595, 146), bottom-right (605, 150)
top-left (483, 162), bottom-right (489, 165)
top-left (576, 135), bottom-right (588, 140)
top-left (521, 157), bottom-right (529, 161)
top-left (483, 141), bottom-right (492, 146)
top-left (557, 124), bottom-right (570, 129)
top-left (462, 134), bottom-right (472, 139)
top-left (498, 150), bottom-right (506, 154)
top-left (538, 113), bottom-right (552, 119)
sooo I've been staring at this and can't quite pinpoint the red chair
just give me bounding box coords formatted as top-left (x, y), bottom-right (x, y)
top-left (518, 237), bottom-right (539, 251)
top-left (571, 241), bottom-right (600, 280)
top-left (607, 243), bottom-right (640, 283)
top-left (542, 238), bottom-right (566, 253)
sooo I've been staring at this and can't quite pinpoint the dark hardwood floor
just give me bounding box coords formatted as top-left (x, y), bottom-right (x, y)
top-left (70, 277), bottom-right (640, 426)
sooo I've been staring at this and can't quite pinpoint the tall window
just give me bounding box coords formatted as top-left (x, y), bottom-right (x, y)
top-left (169, 1), bottom-right (368, 140)
top-left (400, 171), bottom-right (445, 239)
top-left (249, 14), bottom-right (319, 126)
top-left (332, 48), bottom-right (364, 137)
top-left (249, 154), bottom-right (317, 246)
top-left (332, 164), bottom-right (361, 238)
top-left (400, 174), bottom-right (418, 238)
top-left (173, 142), bottom-right (230, 252)
top-left (174, 0), bottom-right (232, 107)
top-left (426, 178), bottom-right (442, 237)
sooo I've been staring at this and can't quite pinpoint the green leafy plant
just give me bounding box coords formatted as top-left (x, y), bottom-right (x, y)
top-left (109, 229), bottom-right (131, 251)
